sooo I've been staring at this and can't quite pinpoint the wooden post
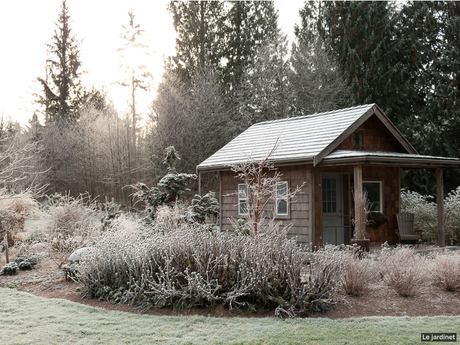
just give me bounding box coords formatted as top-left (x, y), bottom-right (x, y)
top-left (307, 169), bottom-right (314, 250)
top-left (353, 164), bottom-right (364, 237)
top-left (198, 172), bottom-right (202, 195)
top-left (436, 168), bottom-right (445, 247)
top-left (219, 171), bottom-right (223, 231)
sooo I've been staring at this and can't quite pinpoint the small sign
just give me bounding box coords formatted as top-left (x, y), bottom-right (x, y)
top-left (421, 333), bottom-right (457, 342)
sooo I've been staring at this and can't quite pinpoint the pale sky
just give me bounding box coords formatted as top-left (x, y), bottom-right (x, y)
top-left (0, 0), bottom-right (304, 127)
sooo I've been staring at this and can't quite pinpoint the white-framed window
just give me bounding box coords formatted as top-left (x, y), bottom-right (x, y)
top-left (276, 181), bottom-right (289, 216)
top-left (363, 181), bottom-right (383, 212)
top-left (238, 183), bottom-right (248, 215)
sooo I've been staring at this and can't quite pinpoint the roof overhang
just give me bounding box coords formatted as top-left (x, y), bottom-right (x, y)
top-left (319, 150), bottom-right (460, 168)
top-left (197, 150), bottom-right (460, 172)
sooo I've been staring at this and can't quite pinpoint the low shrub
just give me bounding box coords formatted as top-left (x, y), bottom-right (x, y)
top-left (429, 251), bottom-right (460, 291)
top-left (41, 192), bottom-right (101, 265)
top-left (78, 219), bottom-right (340, 317)
top-left (340, 252), bottom-right (375, 296)
top-left (0, 262), bottom-right (19, 275)
top-left (62, 263), bottom-right (79, 281)
top-left (380, 247), bottom-right (424, 297)
top-left (16, 254), bottom-right (39, 269)
top-left (401, 187), bottom-right (460, 245)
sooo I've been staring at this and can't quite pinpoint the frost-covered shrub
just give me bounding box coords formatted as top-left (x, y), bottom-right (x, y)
top-left (401, 189), bottom-right (437, 244)
top-left (100, 198), bottom-right (122, 231)
top-left (445, 187), bottom-right (460, 245)
top-left (189, 192), bottom-right (220, 225)
top-left (62, 263), bottom-right (79, 281)
top-left (15, 254), bottom-right (39, 270)
top-left (340, 251), bottom-right (376, 296)
top-left (0, 262), bottom-right (19, 275)
top-left (41, 193), bottom-right (101, 264)
top-left (379, 247), bottom-right (425, 297)
top-left (78, 220), bottom-right (339, 317)
top-left (401, 187), bottom-right (460, 245)
top-left (428, 251), bottom-right (460, 291)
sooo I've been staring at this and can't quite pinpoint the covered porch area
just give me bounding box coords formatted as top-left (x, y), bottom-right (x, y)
top-left (314, 150), bottom-right (460, 248)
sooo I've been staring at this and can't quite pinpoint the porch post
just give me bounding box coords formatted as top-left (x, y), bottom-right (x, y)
top-left (198, 172), bottom-right (202, 195)
top-left (353, 164), bottom-right (364, 233)
top-left (436, 168), bottom-right (445, 247)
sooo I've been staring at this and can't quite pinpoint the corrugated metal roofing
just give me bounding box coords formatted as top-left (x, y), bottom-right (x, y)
top-left (196, 104), bottom-right (459, 171)
top-left (197, 104), bottom-right (377, 171)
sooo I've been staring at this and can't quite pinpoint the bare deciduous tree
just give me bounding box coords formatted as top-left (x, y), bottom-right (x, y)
top-left (230, 141), bottom-right (303, 236)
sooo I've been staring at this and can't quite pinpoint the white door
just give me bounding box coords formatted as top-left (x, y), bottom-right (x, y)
top-left (322, 174), bottom-right (344, 245)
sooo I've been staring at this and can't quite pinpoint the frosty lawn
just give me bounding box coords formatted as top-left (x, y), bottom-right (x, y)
top-left (1, 288), bottom-right (459, 344)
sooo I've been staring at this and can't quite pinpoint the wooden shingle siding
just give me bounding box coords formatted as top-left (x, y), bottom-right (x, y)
top-left (336, 115), bottom-right (407, 152)
top-left (220, 166), bottom-right (312, 244)
top-left (363, 165), bottom-right (400, 244)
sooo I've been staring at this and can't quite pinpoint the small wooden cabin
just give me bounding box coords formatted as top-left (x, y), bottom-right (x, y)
top-left (197, 104), bottom-right (460, 247)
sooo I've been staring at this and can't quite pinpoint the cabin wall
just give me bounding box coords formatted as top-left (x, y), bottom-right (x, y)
top-left (220, 165), bottom-right (312, 244)
top-left (220, 163), bottom-right (400, 247)
top-left (362, 165), bottom-right (400, 244)
top-left (313, 164), bottom-right (400, 246)
top-left (336, 115), bottom-right (406, 152)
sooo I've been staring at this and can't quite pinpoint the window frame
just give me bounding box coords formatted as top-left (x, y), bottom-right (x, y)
top-left (276, 181), bottom-right (289, 216)
top-left (362, 180), bottom-right (383, 213)
top-left (238, 183), bottom-right (249, 215)
top-left (353, 132), bottom-right (364, 148)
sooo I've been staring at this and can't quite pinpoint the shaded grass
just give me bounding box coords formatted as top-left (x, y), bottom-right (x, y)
top-left (1, 289), bottom-right (459, 344)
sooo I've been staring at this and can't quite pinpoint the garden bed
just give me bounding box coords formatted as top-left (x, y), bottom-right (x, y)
top-left (2, 252), bottom-right (460, 319)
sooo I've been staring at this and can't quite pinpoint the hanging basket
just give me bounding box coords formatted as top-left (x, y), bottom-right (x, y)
top-left (367, 212), bottom-right (388, 227)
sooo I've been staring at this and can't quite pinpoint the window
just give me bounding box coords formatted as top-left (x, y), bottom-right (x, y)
top-left (353, 132), bottom-right (363, 148)
top-left (238, 184), bottom-right (248, 215)
top-left (276, 181), bottom-right (289, 216)
top-left (363, 181), bottom-right (382, 212)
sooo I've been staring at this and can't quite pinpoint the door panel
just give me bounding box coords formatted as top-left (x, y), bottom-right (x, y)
top-left (322, 174), bottom-right (344, 245)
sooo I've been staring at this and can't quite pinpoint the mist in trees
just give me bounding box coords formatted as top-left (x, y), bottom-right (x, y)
top-left (9, 0), bottom-right (459, 207)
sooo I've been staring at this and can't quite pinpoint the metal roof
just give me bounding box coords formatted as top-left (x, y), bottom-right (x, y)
top-left (197, 104), bottom-right (458, 172)
top-left (323, 150), bottom-right (460, 167)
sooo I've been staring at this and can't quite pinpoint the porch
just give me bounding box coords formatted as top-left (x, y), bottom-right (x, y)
top-left (315, 154), bottom-right (453, 248)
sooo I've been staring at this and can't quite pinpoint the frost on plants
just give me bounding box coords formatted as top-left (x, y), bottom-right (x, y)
top-left (77, 219), bottom-right (340, 317)
top-left (429, 251), bottom-right (460, 291)
top-left (41, 192), bottom-right (100, 266)
top-left (380, 246), bottom-right (424, 297)
top-left (0, 262), bottom-right (19, 275)
top-left (401, 186), bottom-right (460, 245)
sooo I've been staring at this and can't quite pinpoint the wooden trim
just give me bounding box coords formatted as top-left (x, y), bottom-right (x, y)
top-left (372, 106), bottom-right (418, 154)
top-left (219, 171), bottom-right (223, 231)
top-left (274, 178), bottom-right (292, 220)
top-left (313, 107), bottom-right (375, 166)
top-left (353, 165), bottom-right (364, 238)
top-left (307, 169), bottom-right (314, 250)
top-left (437, 168), bottom-right (445, 247)
top-left (362, 179), bottom-right (384, 213)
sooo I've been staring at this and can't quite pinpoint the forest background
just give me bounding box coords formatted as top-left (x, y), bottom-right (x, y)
top-left (3, 0), bottom-right (460, 207)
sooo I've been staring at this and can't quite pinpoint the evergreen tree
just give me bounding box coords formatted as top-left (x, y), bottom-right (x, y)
top-left (167, 1), bottom-right (225, 84)
top-left (289, 37), bottom-right (354, 116)
top-left (236, 33), bottom-right (292, 128)
top-left (221, 1), bottom-right (279, 91)
top-left (398, 1), bottom-right (460, 194)
top-left (316, 1), bottom-right (407, 122)
top-left (37, 0), bottom-right (84, 123)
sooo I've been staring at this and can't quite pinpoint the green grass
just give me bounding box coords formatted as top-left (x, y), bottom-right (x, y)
top-left (0, 288), bottom-right (458, 345)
